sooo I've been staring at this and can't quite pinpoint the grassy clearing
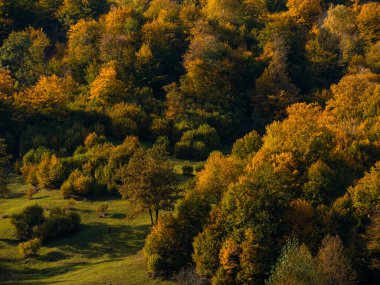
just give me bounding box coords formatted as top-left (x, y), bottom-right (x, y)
top-left (0, 174), bottom-right (177, 285)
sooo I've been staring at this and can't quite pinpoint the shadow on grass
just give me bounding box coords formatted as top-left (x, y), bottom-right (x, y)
top-left (38, 251), bottom-right (70, 262)
top-left (0, 261), bottom-right (87, 284)
top-left (110, 213), bottom-right (126, 219)
top-left (30, 195), bottom-right (50, 200)
top-left (0, 238), bottom-right (18, 246)
top-left (50, 222), bottom-right (149, 259)
top-left (0, 222), bottom-right (150, 284)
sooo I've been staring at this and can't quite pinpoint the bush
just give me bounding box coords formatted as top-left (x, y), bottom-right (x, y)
top-left (35, 155), bottom-right (66, 190)
top-left (150, 117), bottom-right (172, 139)
top-left (155, 136), bottom-right (171, 152)
top-left (174, 124), bottom-right (221, 160)
top-left (232, 130), bottom-right (262, 159)
top-left (19, 238), bottom-right (41, 259)
top-left (96, 203), bottom-right (109, 218)
top-left (60, 169), bottom-right (94, 198)
top-left (107, 103), bottom-right (147, 139)
top-left (174, 266), bottom-right (205, 285)
top-left (26, 186), bottom-right (37, 200)
top-left (39, 208), bottom-right (81, 242)
top-left (11, 205), bottom-right (45, 241)
top-left (182, 162), bottom-right (194, 176)
top-left (84, 132), bottom-right (106, 149)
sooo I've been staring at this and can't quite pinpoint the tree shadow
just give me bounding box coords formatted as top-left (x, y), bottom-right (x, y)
top-left (110, 213), bottom-right (126, 219)
top-left (0, 216), bottom-right (151, 283)
top-left (48, 222), bottom-right (149, 259)
top-left (0, 261), bottom-right (87, 284)
top-left (29, 195), bottom-right (50, 200)
top-left (38, 251), bottom-right (70, 262)
top-left (0, 238), bottom-right (18, 246)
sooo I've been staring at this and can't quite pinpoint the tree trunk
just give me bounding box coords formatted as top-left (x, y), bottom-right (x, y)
top-left (149, 209), bottom-right (154, 226)
top-left (155, 209), bottom-right (159, 224)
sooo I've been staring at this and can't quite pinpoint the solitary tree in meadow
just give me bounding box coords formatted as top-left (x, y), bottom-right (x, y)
top-left (118, 145), bottom-right (178, 225)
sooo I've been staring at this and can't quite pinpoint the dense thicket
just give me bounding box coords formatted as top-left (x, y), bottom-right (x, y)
top-left (0, 0), bottom-right (379, 284)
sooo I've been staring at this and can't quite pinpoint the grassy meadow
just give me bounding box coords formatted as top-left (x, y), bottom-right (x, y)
top-left (0, 160), bottom-right (199, 285)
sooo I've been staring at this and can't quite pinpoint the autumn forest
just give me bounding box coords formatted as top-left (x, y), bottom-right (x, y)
top-left (0, 0), bottom-right (379, 284)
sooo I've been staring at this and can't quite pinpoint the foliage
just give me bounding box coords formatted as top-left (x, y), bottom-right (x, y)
top-left (96, 203), bottom-right (109, 218)
top-left (266, 239), bottom-right (318, 285)
top-left (118, 145), bottom-right (178, 225)
top-left (11, 204), bottom-right (81, 243)
top-left (316, 235), bottom-right (357, 285)
top-left (1, 0), bottom-right (380, 283)
top-left (349, 161), bottom-right (380, 216)
top-left (18, 237), bottom-right (41, 259)
top-left (39, 207), bottom-right (81, 242)
top-left (60, 169), bottom-right (94, 198)
top-left (0, 27), bottom-right (49, 85)
top-left (11, 204), bottom-right (45, 241)
top-left (231, 130), bottom-right (262, 160)
top-left (182, 162), bottom-right (194, 176)
top-left (175, 124), bottom-right (221, 160)
top-left (0, 137), bottom-right (11, 196)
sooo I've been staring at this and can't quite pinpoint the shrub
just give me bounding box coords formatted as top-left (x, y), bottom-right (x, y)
top-left (61, 179), bottom-right (73, 199)
top-left (60, 169), bottom-right (94, 198)
top-left (84, 132), bottom-right (106, 149)
top-left (26, 187), bottom-right (37, 200)
top-left (96, 203), bottom-right (109, 218)
top-left (19, 238), bottom-right (41, 259)
top-left (147, 254), bottom-right (166, 276)
top-left (174, 124), bottom-right (221, 160)
top-left (232, 130), bottom-right (262, 159)
top-left (36, 155), bottom-right (66, 190)
top-left (155, 136), bottom-right (171, 152)
top-left (150, 117), bottom-right (172, 139)
top-left (107, 103), bottom-right (147, 139)
top-left (39, 208), bottom-right (81, 242)
top-left (182, 162), bottom-right (194, 176)
top-left (174, 266), bottom-right (205, 285)
top-left (11, 205), bottom-right (45, 241)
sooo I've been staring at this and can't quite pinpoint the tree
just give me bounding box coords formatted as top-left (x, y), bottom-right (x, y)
top-left (266, 239), bottom-right (319, 285)
top-left (357, 2), bottom-right (380, 45)
top-left (118, 145), bottom-right (178, 225)
top-left (99, 5), bottom-right (141, 81)
top-left (0, 0), bottom-right (13, 42)
top-left (0, 27), bottom-right (50, 85)
top-left (323, 5), bottom-right (359, 62)
top-left (36, 155), bottom-right (66, 190)
top-left (0, 138), bottom-right (11, 196)
top-left (141, 0), bottom-right (186, 92)
top-left (66, 19), bottom-right (100, 82)
top-left (349, 161), bottom-right (380, 216)
top-left (363, 207), bottom-right (380, 273)
top-left (57, 0), bottom-right (109, 28)
top-left (231, 130), bottom-right (262, 160)
top-left (89, 65), bottom-right (126, 105)
top-left (12, 75), bottom-right (74, 119)
top-left (316, 235), bottom-right (357, 285)
top-left (287, 0), bottom-right (321, 25)
top-left (254, 42), bottom-right (300, 127)
top-left (0, 68), bottom-right (15, 98)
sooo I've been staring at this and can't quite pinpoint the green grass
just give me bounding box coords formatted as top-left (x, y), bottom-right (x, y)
top-left (0, 174), bottom-right (177, 285)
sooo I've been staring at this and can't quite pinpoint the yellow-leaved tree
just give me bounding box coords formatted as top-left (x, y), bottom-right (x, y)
top-left (13, 75), bottom-right (75, 117)
top-left (89, 65), bottom-right (126, 105)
